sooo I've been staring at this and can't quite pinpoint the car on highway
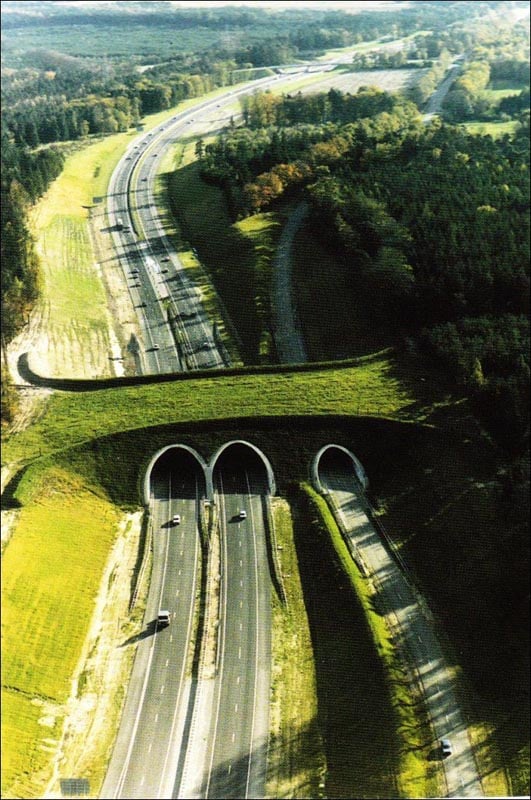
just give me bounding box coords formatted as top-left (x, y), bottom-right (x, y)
top-left (157, 610), bottom-right (171, 628)
top-left (152, 344), bottom-right (160, 350)
top-left (239, 510), bottom-right (247, 520)
top-left (440, 738), bottom-right (453, 758)
top-left (172, 514), bottom-right (181, 525)
top-left (142, 177), bottom-right (148, 181)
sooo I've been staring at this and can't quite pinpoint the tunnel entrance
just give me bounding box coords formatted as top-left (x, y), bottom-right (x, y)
top-left (313, 444), bottom-right (368, 494)
top-left (145, 445), bottom-right (207, 503)
top-left (211, 441), bottom-right (275, 496)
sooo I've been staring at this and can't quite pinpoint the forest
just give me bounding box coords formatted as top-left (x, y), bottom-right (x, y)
top-left (200, 86), bottom-right (529, 455)
top-left (1, 0), bottom-right (529, 440)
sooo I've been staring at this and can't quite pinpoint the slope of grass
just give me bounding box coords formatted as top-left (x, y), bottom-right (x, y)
top-left (294, 484), bottom-right (435, 799)
top-left (166, 159), bottom-right (284, 363)
top-left (267, 497), bottom-right (325, 798)
top-left (1, 466), bottom-right (119, 799)
top-left (3, 354), bottom-right (430, 466)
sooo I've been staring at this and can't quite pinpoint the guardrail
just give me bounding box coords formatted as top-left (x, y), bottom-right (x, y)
top-left (262, 496), bottom-right (288, 606)
top-left (129, 507), bottom-right (152, 612)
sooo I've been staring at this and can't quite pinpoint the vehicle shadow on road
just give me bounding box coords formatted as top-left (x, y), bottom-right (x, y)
top-left (120, 619), bottom-right (158, 647)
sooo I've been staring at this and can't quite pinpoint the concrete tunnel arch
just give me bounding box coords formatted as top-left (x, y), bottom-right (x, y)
top-left (209, 440), bottom-right (276, 496)
top-left (312, 444), bottom-right (368, 494)
top-left (143, 444), bottom-right (209, 504)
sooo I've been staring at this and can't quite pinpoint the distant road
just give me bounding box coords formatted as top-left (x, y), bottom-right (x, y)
top-left (423, 56), bottom-right (465, 124)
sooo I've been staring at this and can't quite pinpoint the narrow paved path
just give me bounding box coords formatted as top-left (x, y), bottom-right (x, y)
top-left (271, 202), bottom-right (309, 364)
top-left (320, 463), bottom-right (484, 799)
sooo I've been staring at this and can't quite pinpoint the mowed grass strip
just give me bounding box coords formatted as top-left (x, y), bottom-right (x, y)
top-left (29, 131), bottom-right (139, 378)
top-left (3, 355), bottom-right (420, 464)
top-left (297, 485), bottom-right (436, 799)
top-left (1, 466), bottom-right (119, 799)
top-left (267, 497), bottom-right (325, 798)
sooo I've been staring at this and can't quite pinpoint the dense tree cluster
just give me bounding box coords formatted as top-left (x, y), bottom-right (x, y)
top-left (200, 88), bottom-right (421, 216)
top-left (203, 87), bottom-right (529, 453)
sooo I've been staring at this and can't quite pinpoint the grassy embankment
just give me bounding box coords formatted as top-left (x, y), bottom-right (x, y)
top-left (2, 355), bottom-right (424, 467)
top-left (294, 483), bottom-right (438, 799)
top-left (1, 467), bottom-right (122, 799)
top-left (267, 497), bottom-right (325, 798)
top-left (28, 133), bottom-right (139, 378)
top-left (166, 152), bottom-right (283, 364)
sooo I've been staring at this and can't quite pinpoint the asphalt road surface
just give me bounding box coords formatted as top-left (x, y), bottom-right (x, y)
top-left (104, 72), bottom-right (310, 377)
top-left (318, 456), bottom-right (484, 799)
top-left (178, 450), bottom-right (272, 799)
top-left (100, 460), bottom-right (204, 799)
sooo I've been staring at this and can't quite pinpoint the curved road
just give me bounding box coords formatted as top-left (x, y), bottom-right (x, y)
top-left (105, 72), bottom-right (304, 376)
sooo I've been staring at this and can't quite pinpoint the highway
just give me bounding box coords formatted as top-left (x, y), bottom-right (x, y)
top-left (104, 72), bottom-right (301, 376)
top-left (176, 448), bottom-right (272, 799)
top-left (100, 456), bottom-right (204, 799)
top-left (200, 456), bottom-right (271, 799)
top-left (318, 454), bottom-right (484, 799)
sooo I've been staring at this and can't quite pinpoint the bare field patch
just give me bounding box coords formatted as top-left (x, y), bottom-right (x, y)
top-left (279, 67), bottom-right (427, 98)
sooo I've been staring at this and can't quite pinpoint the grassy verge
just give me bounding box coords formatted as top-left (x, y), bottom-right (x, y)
top-left (28, 133), bottom-right (140, 378)
top-left (165, 157), bottom-right (284, 363)
top-left (156, 139), bottom-right (244, 366)
top-left (267, 497), bottom-right (325, 798)
top-left (3, 354), bottom-right (432, 465)
top-left (1, 465), bottom-right (120, 799)
top-left (294, 483), bottom-right (435, 798)
top-left (291, 220), bottom-right (392, 360)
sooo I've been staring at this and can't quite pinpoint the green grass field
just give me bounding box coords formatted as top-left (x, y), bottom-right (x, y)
top-left (29, 131), bottom-right (139, 377)
top-left (1, 467), bottom-right (119, 799)
top-left (464, 120), bottom-right (520, 138)
top-left (3, 353), bottom-right (435, 466)
top-left (267, 498), bottom-right (325, 798)
top-left (166, 158), bottom-right (285, 363)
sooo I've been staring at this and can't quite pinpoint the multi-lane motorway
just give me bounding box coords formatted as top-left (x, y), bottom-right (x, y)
top-left (101, 456), bottom-right (204, 799)
top-left (199, 455), bottom-right (271, 799)
top-left (101, 448), bottom-right (273, 800)
top-left (104, 73), bottom-right (299, 376)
